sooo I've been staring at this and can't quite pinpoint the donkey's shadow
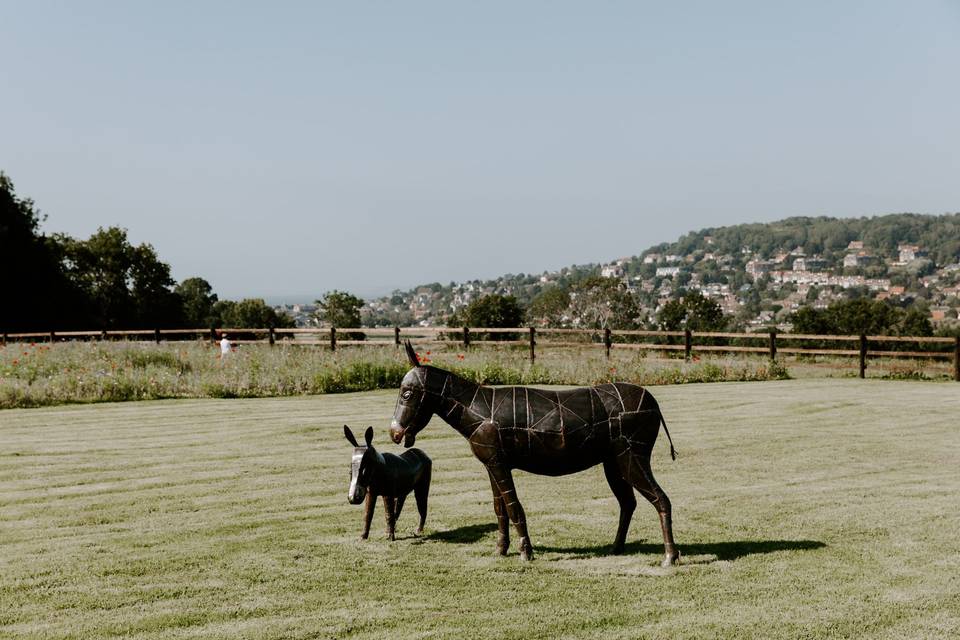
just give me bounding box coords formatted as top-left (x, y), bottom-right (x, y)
top-left (542, 538), bottom-right (826, 561)
top-left (424, 522), bottom-right (498, 544)
top-left (425, 522), bottom-right (825, 561)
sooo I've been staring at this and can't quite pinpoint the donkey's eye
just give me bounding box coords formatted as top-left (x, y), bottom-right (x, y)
top-left (402, 390), bottom-right (413, 400)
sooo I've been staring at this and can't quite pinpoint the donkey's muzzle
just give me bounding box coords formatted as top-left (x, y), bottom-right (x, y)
top-left (348, 483), bottom-right (366, 505)
top-left (390, 421), bottom-right (405, 445)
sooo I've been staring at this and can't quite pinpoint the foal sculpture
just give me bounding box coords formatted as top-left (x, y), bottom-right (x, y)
top-left (345, 425), bottom-right (432, 540)
top-left (389, 342), bottom-right (679, 565)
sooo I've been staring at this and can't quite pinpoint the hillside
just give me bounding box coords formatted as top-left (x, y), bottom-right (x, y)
top-left (348, 213), bottom-right (960, 331)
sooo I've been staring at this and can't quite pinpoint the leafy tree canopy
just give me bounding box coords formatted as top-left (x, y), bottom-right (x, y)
top-left (316, 290), bottom-right (364, 328)
top-left (1, 172), bottom-right (79, 331)
top-left (790, 298), bottom-right (932, 336)
top-left (527, 287), bottom-right (571, 328)
top-left (657, 291), bottom-right (725, 332)
top-left (568, 277), bottom-right (642, 330)
top-left (56, 226), bottom-right (183, 328)
top-left (450, 294), bottom-right (525, 329)
top-left (214, 298), bottom-right (294, 329)
top-left (176, 277), bottom-right (219, 327)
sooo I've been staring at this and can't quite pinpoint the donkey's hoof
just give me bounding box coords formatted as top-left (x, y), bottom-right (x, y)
top-left (661, 551), bottom-right (680, 567)
top-left (518, 537), bottom-right (534, 561)
top-left (611, 543), bottom-right (626, 555)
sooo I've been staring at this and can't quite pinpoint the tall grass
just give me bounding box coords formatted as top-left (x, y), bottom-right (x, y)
top-left (0, 340), bottom-right (793, 409)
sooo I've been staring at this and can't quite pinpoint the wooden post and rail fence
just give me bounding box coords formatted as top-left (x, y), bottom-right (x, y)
top-left (2, 326), bottom-right (959, 381)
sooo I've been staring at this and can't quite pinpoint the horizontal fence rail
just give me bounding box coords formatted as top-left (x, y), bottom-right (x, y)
top-left (3, 326), bottom-right (959, 381)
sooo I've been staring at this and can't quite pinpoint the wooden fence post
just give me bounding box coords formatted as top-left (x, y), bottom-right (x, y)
top-left (394, 327), bottom-right (400, 346)
top-left (1, 333), bottom-right (6, 347)
top-left (859, 334), bottom-right (867, 378)
top-left (209, 327), bottom-right (217, 344)
top-left (49, 331), bottom-right (55, 344)
top-left (769, 329), bottom-right (777, 360)
top-left (604, 328), bottom-right (612, 359)
top-left (154, 328), bottom-right (161, 344)
top-left (330, 327), bottom-right (337, 352)
top-left (954, 336), bottom-right (960, 382)
top-left (684, 329), bottom-right (692, 361)
top-left (463, 326), bottom-right (470, 349)
top-left (529, 327), bottom-right (536, 363)
top-left (268, 327), bottom-right (275, 347)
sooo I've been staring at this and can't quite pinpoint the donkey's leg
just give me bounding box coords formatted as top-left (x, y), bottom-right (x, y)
top-left (486, 468), bottom-right (509, 555)
top-left (616, 446), bottom-right (679, 567)
top-left (488, 465), bottom-right (533, 561)
top-left (360, 491), bottom-right (377, 540)
top-left (603, 456), bottom-right (637, 554)
top-left (382, 496), bottom-right (397, 541)
top-left (413, 464), bottom-right (431, 536)
top-left (394, 493), bottom-right (406, 525)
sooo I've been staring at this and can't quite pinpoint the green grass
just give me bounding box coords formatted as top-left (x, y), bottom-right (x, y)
top-left (2, 380), bottom-right (959, 638)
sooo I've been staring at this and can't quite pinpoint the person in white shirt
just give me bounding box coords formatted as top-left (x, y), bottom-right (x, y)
top-left (220, 334), bottom-right (232, 362)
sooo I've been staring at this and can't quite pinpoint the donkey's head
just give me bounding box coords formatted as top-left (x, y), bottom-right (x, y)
top-left (344, 425), bottom-right (382, 504)
top-left (390, 341), bottom-right (443, 447)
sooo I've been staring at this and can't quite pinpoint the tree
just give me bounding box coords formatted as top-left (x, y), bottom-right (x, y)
top-left (790, 299), bottom-right (928, 336)
top-left (683, 292), bottom-right (725, 331)
top-left (657, 299), bottom-right (687, 331)
top-left (176, 277), bottom-right (219, 327)
top-left (316, 290), bottom-right (364, 328)
top-left (790, 306), bottom-right (831, 334)
top-left (213, 298), bottom-right (293, 328)
top-left (899, 307), bottom-right (933, 337)
top-left (130, 243), bottom-right (183, 327)
top-left (824, 299), bottom-right (900, 335)
top-left (527, 287), bottom-right (570, 327)
top-left (0, 172), bottom-right (80, 331)
top-left (56, 226), bottom-right (185, 328)
top-left (568, 277), bottom-right (641, 330)
top-left (451, 294), bottom-right (525, 329)
top-left (657, 292), bottom-right (724, 331)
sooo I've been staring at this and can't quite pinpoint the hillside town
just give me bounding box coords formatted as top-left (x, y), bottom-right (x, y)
top-left (281, 233), bottom-right (960, 332)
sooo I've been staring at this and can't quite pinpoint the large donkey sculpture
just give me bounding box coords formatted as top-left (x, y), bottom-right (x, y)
top-left (389, 342), bottom-right (680, 565)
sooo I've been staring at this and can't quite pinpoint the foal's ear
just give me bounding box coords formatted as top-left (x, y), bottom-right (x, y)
top-left (343, 425), bottom-right (359, 447)
top-left (404, 340), bottom-right (420, 367)
top-left (364, 426), bottom-right (374, 446)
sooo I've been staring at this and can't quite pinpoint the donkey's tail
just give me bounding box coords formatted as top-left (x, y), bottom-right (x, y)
top-left (659, 412), bottom-right (678, 461)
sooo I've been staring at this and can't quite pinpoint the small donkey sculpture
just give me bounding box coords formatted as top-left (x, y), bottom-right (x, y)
top-left (344, 425), bottom-right (431, 540)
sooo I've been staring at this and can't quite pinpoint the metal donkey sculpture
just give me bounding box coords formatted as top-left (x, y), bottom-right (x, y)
top-left (345, 425), bottom-right (432, 540)
top-left (389, 342), bottom-right (679, 566)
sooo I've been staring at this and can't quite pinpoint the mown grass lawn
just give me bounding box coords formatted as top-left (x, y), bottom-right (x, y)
top-left (2, 379), bottom-right (958, 639)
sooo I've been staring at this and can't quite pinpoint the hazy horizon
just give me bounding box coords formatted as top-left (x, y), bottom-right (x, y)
top-left (4, 2), bottom-right (959, 300)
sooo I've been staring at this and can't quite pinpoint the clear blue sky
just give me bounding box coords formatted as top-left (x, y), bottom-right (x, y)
top-left (3, 1), bottom-right (959, 300)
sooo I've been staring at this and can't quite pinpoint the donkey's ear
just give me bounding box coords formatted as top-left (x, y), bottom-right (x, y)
top-left (404, 340), bottom-right (420, 367)
top-left (343, 425), bottom-right (359, 447)
top-left (364, 426), bottom-right (374, 445)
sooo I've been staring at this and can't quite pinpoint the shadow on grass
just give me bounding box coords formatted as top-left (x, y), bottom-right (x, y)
top-left (541, 539), bottom-right (826, 561)
top-left (423, 523), bottom-right (498, 544)
top-left (425, 522), bottom-right (825, 561)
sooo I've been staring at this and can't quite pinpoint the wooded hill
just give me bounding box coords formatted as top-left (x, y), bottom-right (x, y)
top-left (366, 213), bottom-right (960, 328)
